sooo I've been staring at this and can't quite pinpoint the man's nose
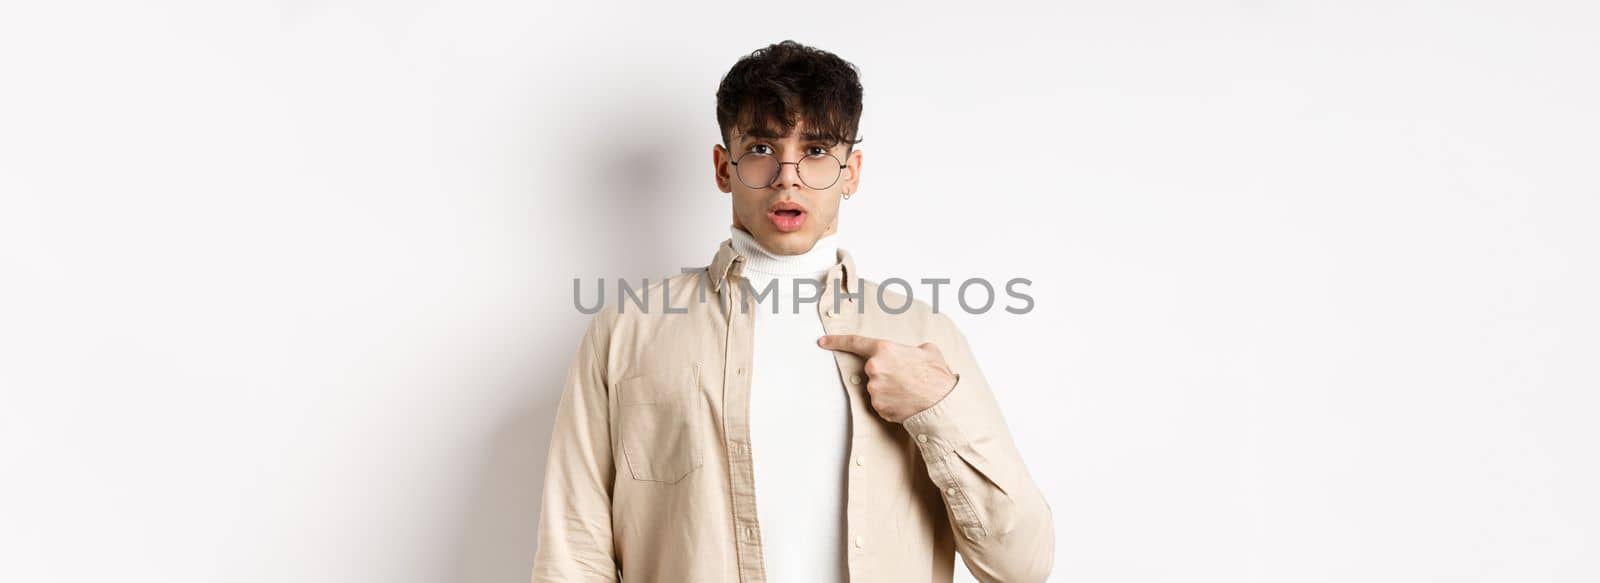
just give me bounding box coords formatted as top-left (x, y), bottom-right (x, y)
top-left (774, 160), bottom-right (804, 190)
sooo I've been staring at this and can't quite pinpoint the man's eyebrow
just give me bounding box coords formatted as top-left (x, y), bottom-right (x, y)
top-left (740, 128), bottom-right (838, 144)
top-left (741, 127), bottom-right (781, 140)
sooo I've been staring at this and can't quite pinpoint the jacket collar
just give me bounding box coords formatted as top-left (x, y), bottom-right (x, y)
top-left (708, 236), bottom-right (857, 295)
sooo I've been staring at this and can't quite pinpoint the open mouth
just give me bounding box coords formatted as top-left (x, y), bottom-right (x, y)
top-left (767, 202), bottom-right (807, 233)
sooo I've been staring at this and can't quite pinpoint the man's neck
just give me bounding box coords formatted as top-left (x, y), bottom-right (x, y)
top-left (729, 226), bottom-right (839, 283)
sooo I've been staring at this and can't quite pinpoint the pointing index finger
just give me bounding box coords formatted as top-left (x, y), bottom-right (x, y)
top-left (817, 334), bottom-right (883, 356)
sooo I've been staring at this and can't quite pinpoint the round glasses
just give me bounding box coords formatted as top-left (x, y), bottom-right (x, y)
top-left (726, 146), bottom-right (847, 190)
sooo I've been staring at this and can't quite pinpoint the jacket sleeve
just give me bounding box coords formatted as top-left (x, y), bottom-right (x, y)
top-left (532, 313), bottom-right (620, 582)
top-left (900, 312), bottom-right (1056, 583)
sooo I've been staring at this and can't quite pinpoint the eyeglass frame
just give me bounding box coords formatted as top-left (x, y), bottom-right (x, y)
top-left (718, 143), bottom-right (850, 190)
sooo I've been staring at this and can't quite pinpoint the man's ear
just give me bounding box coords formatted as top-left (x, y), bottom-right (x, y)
top-left (712, 143), bottom-right (733, 193)
top-left (843, 147), bottom-right (863, 193)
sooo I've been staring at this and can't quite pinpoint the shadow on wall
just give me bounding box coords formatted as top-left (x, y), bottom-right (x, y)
top-left (444, 83), bottom-right (702, 581)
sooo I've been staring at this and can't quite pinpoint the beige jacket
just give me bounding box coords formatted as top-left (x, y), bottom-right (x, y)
top-left (532, 238), bottom-right (1055, 582)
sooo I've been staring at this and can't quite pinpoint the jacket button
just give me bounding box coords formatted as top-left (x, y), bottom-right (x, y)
top-left (854, 536), bottom-right (863, 548)
top-left (916, 434), bottom-right (928, 443)
top-left (854, 455), bottom-right (864, 466)
top-left (946, 486), bottom-right (958, 496)
top-left (849, 374), bottom-right (862, 385)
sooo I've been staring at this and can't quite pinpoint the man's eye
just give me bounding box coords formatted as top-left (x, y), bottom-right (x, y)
top-left (749, 144), bottom-right (773, 155)
top-left (806, 146), bottom-right (829, 157)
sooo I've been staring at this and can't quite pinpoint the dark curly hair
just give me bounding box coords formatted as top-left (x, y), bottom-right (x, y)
top-left (715, 40), bottom-right (864, 154)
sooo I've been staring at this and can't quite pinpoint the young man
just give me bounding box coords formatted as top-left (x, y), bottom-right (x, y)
top-left (533, 40), bottom-right (1054, 583)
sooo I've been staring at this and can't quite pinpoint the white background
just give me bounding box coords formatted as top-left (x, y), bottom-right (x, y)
top-left (2, 1), bottom-right (1597, 582)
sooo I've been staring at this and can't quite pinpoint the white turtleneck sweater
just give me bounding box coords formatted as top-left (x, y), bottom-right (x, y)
top-left (729, 226), bottom-right (850, 583)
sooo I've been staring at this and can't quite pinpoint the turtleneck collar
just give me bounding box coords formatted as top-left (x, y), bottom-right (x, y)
top-left (729, 226), bottom-right (839, 284)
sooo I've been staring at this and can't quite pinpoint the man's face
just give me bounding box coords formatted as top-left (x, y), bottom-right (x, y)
top-left (713, 120), bottom-right (863, 255)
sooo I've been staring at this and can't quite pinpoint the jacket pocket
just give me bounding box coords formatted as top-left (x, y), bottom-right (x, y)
top-left (617, 364), bottom-right (703, 483)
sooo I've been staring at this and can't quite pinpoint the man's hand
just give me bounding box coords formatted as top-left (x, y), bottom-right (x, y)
top-left (818, 334), bottom-right (958, 423)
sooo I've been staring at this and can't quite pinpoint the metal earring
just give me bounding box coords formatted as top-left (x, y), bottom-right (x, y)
top-left (842, 190), bottom-right (853, 200)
